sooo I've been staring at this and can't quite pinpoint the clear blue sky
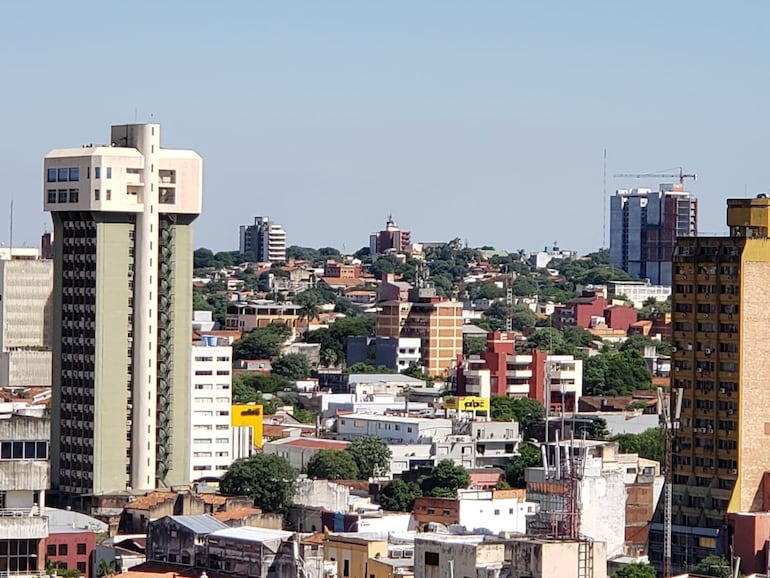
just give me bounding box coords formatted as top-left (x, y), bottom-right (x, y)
top-left (1, 1), bottom-right (767, 255)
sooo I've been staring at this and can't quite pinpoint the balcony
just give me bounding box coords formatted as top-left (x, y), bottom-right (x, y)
top-left (0, 510), bottom-right (47, 540)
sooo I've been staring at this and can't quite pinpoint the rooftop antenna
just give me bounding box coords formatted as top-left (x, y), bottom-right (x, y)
top-left (9, 198), bottom-right (13, 249)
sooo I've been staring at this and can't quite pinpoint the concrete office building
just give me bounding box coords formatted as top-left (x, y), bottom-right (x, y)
top-left (44, 123), bottom-right (202, 499)
top-left (648, 196), bottom-right (770, 573)
top-left (610, 184), bottom-right (697, 285)
top-left (0, 249), bottom-right (53, 388)
top-left (190, 338), bottom-right (233, 481)
top-left (239, 216), bottom-right (287, 263)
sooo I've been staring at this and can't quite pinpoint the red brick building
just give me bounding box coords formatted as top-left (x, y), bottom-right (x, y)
top-left (554, 289), bottom-right (638, 333)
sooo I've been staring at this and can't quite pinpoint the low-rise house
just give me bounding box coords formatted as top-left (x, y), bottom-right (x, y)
top-left (147, 515), bottom-right (228, 567)
top-left (414, 534), bottom-right (507, 578)
top-left (206, 527), bottom-right (295, 578)
top-left (324, 533), bottom-right (389, 578)
top-left (262, 437), bottom-right (350, 472)
top-left (336, 414), bottom-right (452, 444)
top-left (46, 507), bottom-right (107, 578)
top-left (505, 535), bottom-right (608, 578)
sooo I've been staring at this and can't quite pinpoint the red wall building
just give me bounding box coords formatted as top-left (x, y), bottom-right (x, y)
top-left (603, 304), bottom-right (638, 333)
top-left (456, 332), bottom-right (548, 403)
top-left (46, 530), bottom-right (95, 578)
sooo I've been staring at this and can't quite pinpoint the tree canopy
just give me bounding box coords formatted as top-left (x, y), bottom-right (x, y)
top-left (689, 555), bottom-right (732, 578)
top-left (490, 396), bottom-right (545, 430)
top-left (420, 460), bottom-right (471, 497)
top-left (219, 454), bottom-right (297, 513)
top-left (611, 563), bottom-right (656, 578)
top-left (505, 443), bottom-right (542, 488)
top-left (346, 436), bottom-right (392, 479)
top-left (306, 315), bottom-right (376, 367)
top-left (583, 349), bottom-right (652, 396)
top-left (232, 323), bottom-right (292, 360)
top-left (271, 353), bottom-right (312, 380)
top-left (306, 449), bottom-right (359, 480)
top-left (612, 428), bottom-right (664, 465)
top-left (378, 479), bottom-right (422, 512)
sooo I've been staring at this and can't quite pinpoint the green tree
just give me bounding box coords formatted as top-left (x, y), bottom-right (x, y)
top-left (505, 443), bottom-right (542, 488)
top-left (612, 428), bottom-right (664, 465)
top-left (611, 562), bottom-right (656, 578)
top-left (421, 459), bottom-right (471, 497)
top-left (271, 353), bottom-right (312, 380)
top-left (347, 436), bottom-right (392, 479)
top-left (219, 454), bottom-right (298, 513)
top-left (512, 276), bottom-right (538, 296)
top-left (378, 479), bottom-right (422, 512)
top-left (233, 372), bottom-right (291, 395)
top-left (689, 555), bottom-right (732, 578)
top-left (489, 396), bottom-right (545, 430)
top-left (463, 335), bottom-right (487, 355)
top-left (588, 417), bottom-right (610, 440)
top-left (232, 324), bottom-right (292, 360)
top-left (306, 315), bottom-right (376, 367)
top-left (194, 247), bottom-right (216, 268)
top-left (345, 362), bottom-right (394, 374)
top-left (306, 449), bottom-right (360, 480)
top-left (583, 349), bottom-right (652, 396)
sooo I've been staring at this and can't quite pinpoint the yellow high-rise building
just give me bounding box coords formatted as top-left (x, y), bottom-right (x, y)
top-left (651, 196), bottom-right (770, 572)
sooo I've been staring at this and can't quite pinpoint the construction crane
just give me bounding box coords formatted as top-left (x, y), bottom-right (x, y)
top-left (614, 167), bottom-right (697, 185)
top-left (658, 386), bottom-right (683, 578)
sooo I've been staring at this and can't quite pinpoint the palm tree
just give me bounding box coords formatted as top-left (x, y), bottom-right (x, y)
top-left (97, 558), bottom-right (117, 578)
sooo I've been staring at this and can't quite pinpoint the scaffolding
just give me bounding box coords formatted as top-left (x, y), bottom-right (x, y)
top-left (527, 432), bottom-right (595, 578)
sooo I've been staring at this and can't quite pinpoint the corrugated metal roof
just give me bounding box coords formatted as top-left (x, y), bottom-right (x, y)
top-left (209, 526), bottom-right (293, 543)
top-left (169, 515), bottom-right (228, 534)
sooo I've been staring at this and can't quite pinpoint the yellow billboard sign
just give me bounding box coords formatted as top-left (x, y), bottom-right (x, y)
top-left (231, 404), bottom-right (263, 447)
top-left (444, 396), bottom-right (490, 412)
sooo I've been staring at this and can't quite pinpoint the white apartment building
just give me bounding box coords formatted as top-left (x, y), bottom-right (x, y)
top-left (545, 355), bottom-right (583, 411)
top-left (606, 280), bottom-right (672, 308)
top-left (0, 249), bottom-right (53, 388)
top-left (239, 216), bottom-right (287, 263)
top-left (190, 338), bottom-right (233, 481)
top-left (456, 489), bottom-right (539, 534)
top-left (336, 414), bottom-right (452, 444)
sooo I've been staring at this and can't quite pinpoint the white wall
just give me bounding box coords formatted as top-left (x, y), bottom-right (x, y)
top-left (190, 344), bottom-right (233, 481)
top-left (457, 492), bottom-right (535, 534)
top-left (336, 416), bottom-right (452, 443)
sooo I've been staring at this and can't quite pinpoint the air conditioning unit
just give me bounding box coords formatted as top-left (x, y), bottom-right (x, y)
top-left (727, 410), bottom-right (734, 415)
top-left (731, 468), bottom-right (738, 475)
top-left (705, 348), bottom-right (712, 355)
top-left (719, 388), bottom-right (726, 394)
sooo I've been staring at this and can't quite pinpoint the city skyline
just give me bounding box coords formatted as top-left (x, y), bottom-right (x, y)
top-left (2, 2), bottom-right (770, 255)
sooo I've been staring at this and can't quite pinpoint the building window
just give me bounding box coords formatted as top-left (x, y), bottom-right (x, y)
top-left (69, 167), bottom-right (80, 182)
top-left (47, 545), bottom-right (56, 557)
top-left (77, 563), bottom-right (87, 573)
top-left (47, 190), bottom-right (57, 203)
top-left (424, 552), bottom-right (439, 566)
top-left (68, 189), bottom-right (79, 203)
top-left (0, 440), bottom-right (48, 460)
top-left (95, 167), bottom-right (101, 179)
top-left (95, 189), bottom-right (100, 201)
top-left (58, 168), bottom-right (69, 182)
top-left (58, 544), bottom-right (68, 556)
top-left (343, 560), bottom-right (350, 577)
top-left (494, 509), bottom-right (500, 515)
top-left (77, 543), bottom-right (86, 555)
top-left (106, 167), bottom-right (112, 179)
top-left (106, 189), bottom-right (111, 200)
top-left (58, 189), bottom-right (68, 203)
top-left (47, 168), bottom-right (57, 182)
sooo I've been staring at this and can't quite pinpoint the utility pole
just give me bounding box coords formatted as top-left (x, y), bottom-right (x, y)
top-left (658, 386), bottom-right (683, 578)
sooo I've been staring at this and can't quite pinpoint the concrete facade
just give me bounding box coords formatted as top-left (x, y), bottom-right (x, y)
top-left (336, 414), bottom-right (452, 444)
top-left (610, 184), bottom-right (698, 285)
top-left (0, 255), bottom-right (52, 388)
top-left (190, 341), bottom-right (233, 481)
top-left (45, 123), bottom-right (200, 497)
top-left (239, 216), bottom-right (287, 263)
top-left (414, 535), bottom-right (507, 578)
top-left (651, 196), bottom-right (770, 572)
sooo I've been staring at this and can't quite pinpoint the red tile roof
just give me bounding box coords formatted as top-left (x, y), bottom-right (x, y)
top-left (212, 507), bottom-right (263, 522)
top-left (125, 491), bottom-right (176, 511)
